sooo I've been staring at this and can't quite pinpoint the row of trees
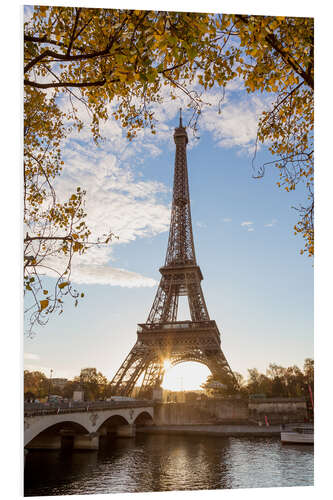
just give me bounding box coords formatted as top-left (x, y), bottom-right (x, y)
top-left (202, 358), bottom-right (314, 399)
top-left (24, 367), bottom-right (111, 401)
top-left (24, 358), bottom-right (314, 401)
top-left (66, 367), bottom-right (111, 401)
top-left (24, 7), bottom-right (314, 333)
top-left (24, 370), bottom-right (51, 400)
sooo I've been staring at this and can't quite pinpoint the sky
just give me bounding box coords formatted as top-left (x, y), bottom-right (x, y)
top-left (23, 3), bottom-right (314, 391)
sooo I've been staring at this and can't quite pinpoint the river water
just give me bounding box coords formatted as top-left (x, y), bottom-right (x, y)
top-left (24, 433), bottom-right (313, 496)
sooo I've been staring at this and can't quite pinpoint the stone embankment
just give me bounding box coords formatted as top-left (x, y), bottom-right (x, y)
top-left (153, 397), bottom-right (308, 426)
top-left (137, 424), bottom-right (281, 437)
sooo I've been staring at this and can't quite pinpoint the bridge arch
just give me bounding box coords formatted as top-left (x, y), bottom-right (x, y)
top-left (134, 410), bottom-right (154, 426)
top-left (97, 413), bottom-right (130, 433)
top-left (25, 419), bottom-right (90, 448)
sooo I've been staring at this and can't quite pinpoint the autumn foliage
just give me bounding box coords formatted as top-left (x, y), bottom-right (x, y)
top-left (24, 7), bottom-right (314, 332)
top-left (202, 358), bottom-right (314, 398)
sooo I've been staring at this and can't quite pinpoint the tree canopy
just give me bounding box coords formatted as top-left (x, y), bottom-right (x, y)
top-left (202, 358), bottom-right (314, 398)
top-left (24, 369), bottom-right (50, 399)
top-left (75, 367), bottom-right (110, 401)
top-left (24, 367), bottom-right (112, 401)
top-left (24, 7), bottom-right (314, 332)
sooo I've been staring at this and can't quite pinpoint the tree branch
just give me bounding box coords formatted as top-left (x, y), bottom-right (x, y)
top-left (24, 235), bottom-right (73, 243)
top-left (24, 34), bottom-right (66, 48)
top-left (261, 81), bottom-right (304, 124)
top-left (66, 7), bottom-right (82, 56)
top-left (24, 78), bottom-right (108, 89)
top-left (24, 45), bottom-right (116, 74)
top-left (235, 15), bottom-right (314, 90)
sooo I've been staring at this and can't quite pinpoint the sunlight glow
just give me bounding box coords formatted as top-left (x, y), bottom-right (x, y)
top-left (163, 359), bottom-right (172, 371)
top-left (162, 362), bottom-right (210, 391)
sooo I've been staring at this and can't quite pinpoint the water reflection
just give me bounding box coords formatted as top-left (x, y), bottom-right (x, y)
top-left (25, 434), bottom-right (313, 496)
top-left (224, 437), bottom-right (314, 489)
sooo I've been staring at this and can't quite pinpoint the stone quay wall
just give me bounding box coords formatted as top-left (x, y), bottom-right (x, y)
top-left (248, 397), bottom-right (308, 424)
top-left (155, 397), bottom-right (308, 426)
top-left (154, 398), bottom-right (248, 425)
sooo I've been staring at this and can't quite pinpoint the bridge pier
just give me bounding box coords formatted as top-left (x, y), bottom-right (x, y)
top-left (116, 424), bottom-right (136, 438)
top-left (73, 432), bottom-right (99, 450)
top-left (27, 434), bottom-right (62, 450)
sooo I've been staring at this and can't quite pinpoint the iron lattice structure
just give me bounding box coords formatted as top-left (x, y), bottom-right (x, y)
top-left (110, 114), bottom-right (237, 397)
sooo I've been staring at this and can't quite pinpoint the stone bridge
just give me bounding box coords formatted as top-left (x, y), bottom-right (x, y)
top-left (24, 401), bottom-right (154, 451)
top-left (24, 397), bottom-right (308, 452)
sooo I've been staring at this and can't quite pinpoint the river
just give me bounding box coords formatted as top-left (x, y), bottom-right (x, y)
top-left (24, 433), bottom-right (313, 496)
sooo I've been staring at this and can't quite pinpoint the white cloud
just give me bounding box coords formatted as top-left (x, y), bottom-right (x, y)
top-left (24, 364), bottom-right (51, 375)
top-left (70, 264), bottom-right (157, 287)
top-left (264, 219), bottom-right (278, 227)
top-left (241, 221), bottom-right (255, 232)
top-left (24, 353), bottom-right (40, 361)
top-left (200, 93), bottom-right (271, 153)
top-left (43, 126), bottom-right (172, 286)
top-left (82, 175), bottom-right (169, 243)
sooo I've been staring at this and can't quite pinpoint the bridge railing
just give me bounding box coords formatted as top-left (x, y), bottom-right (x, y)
top-left (24, 400), bottom-right (154, 417)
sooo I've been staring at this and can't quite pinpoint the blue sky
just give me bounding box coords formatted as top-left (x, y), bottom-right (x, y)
top-left (24, 94), bottom-right (313, 385)
top-left (23, 3), bottom-right (313, 388)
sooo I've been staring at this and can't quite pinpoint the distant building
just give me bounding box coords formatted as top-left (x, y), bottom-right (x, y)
top-left (49, 377), bottom-right (68, 390)
top-left (73, 390), bottom-right (84, 402)
top-left (152, 387), bottom-right (163, 401)
top-left (80, 368), bottom-right (97, 382)
top-left (163, 389), bottom-right (205, 403)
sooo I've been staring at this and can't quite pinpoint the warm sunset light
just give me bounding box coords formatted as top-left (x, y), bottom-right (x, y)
top-left (163, 359), bottom-right (172, 371)
top-left (162, 362), bottom-right (210, 391)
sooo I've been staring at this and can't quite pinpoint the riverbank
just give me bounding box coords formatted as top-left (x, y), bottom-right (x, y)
top-left (137, 424), bottom-right (282, 437)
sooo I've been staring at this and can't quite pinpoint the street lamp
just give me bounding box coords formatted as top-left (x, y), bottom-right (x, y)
top-left (48, 368), bottom-right (53, 401)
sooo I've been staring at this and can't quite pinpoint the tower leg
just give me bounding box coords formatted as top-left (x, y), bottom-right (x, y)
top-left (205, 351), bottom-right (239, 390)
top-left (110, 344), bottom-right (151, 396)
top-left (139, 359), bottom-right (164, 398)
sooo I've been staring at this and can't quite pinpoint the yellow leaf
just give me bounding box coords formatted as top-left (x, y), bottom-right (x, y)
top-left (58, 281), bottom-right (69, 289)
top-left (73, 241), bottom-right (83, 252)
top-left (40, 299), bottom-right (49, 311)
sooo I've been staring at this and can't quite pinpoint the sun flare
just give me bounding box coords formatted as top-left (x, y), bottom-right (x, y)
top-left (163, 359), bottom-right (173, 371)
top-left (162, 362), bottom-right (210, 391)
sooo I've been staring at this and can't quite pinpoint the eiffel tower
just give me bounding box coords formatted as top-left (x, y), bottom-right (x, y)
top-left (110, 112), bottom-right (237, 397)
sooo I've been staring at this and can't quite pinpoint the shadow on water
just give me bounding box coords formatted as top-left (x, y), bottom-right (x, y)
top-left (24, 434), bottom-right (313, 496)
